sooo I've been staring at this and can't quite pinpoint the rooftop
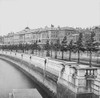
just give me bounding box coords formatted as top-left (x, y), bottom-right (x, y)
top-left (9, 89), bottom-right (42, 98)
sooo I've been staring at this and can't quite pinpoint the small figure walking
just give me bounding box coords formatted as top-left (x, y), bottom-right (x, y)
top-left (30, 56), bottom-right (32, 60)
top-left (44, 59), bottom-right (47, 65)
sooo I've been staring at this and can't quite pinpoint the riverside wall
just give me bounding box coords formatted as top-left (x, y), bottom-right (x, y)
top-left (0, 51), bottom-right (100, 98)
top-left (57, 79), bottom-right (97, 98)
top-left (0, 53), bottom-right (57, 98)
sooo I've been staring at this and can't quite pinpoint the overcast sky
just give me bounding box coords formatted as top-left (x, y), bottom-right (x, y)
top-left (0, 0), bottom-right (100, 36)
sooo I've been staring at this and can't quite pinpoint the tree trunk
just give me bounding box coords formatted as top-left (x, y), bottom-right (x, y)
top-left (69, 50), bottom-right (71, 61)
top-left (46, 50), bottom-right (50, 56)
top-left (97, 53), bottom-right (98, 63)
top-left (23, 49), bottom-right (24, 53)
top-left (39, 50), bottom-right (40, 56)
top-left (78, 50), bottom-right (80, 63)
top-left (55, 50), bottom-right (57, 59)
top-left (51, 50), bottom-right (52, 57)
top-left (90, 50), bottom-right (92, 67)
top-left (33, 50), bottom-right (34, 54)
top-left (42, 50), bottom-right (44, 56)
top-left (62, 51), bottom-right (64, 59)
top-left (36, 49), bottom-right (37, 55)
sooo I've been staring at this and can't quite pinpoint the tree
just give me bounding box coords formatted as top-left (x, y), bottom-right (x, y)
top-left (44, 40), bottom-right (50, 56)
top-left (85, 31), bottom-right (95, 67)
top-left (76, 33), bottom-right (83, 63)
top-left (34, 41), bottom-right (38, 55)
top-left (54, 39), bottom-right (61, 59)
top-left (2, 45), bottom-right (7, 50)
top-left (30, 43), bottom-right (35, 54)
top-left (37, 45), bottom-right (41, 56)
top-left (68, 40), bottom-right (73, 61)
top-left (50, 42), bottom-right (54, 57)
top-left (93, 42), bottom-right (100, 63)
top-left (24, 43), bottom-right (29, 52)
top-left (18, 44), bottom-right (24, 53)
top-left (12, 45), bottom-right (15, 51)
top-left (61, 36), bottom-right (67, 59)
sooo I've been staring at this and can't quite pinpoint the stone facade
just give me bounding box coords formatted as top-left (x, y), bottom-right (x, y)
top-left (2, 26), bottom-right (100, 46)
top-left (2, 26), bottom-right (77, 46)
top-left (0, 36), bottom-right (4, 45)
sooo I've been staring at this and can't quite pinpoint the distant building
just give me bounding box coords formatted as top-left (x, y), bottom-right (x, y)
top-left (82, 29), bottom-right (91, 45)
top-left (0, 36), bottom-right (3, 45)
top-left (2, 26), bottom-right (100, 47)
top-left (67, 33), bottom-right (79, 44)
top-left (93, 27), bottom-right (100, 42)
top-left (58, 27), bottom-right (77, 44)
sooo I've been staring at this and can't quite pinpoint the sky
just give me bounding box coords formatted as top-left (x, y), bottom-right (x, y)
top-left (0, 0), bottom-right (100, 36)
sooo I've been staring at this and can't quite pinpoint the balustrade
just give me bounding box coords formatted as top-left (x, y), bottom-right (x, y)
top-left (85, 68), bottom-right (97, 80)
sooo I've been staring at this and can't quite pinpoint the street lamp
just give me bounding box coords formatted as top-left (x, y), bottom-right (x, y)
top-left (43, 58), bottom-right (47, 82)
top-left (29, 55), bottom-right (32, 72)
top-left (21, 54), bottom-right (23, 65)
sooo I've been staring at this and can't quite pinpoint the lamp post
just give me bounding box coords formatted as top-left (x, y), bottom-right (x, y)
top-left (29, 55), bottom-right (32, 72)
top-left (43, 58), bottom-right (47, 82)
top-left (21, 54), bottom-right (23, 66)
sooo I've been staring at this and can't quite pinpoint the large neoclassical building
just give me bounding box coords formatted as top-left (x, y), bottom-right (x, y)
top-left (3, 26), bottom-right (79, 46)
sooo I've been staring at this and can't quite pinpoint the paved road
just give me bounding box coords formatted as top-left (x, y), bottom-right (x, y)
top-left (33, 50), bottom-right (100, 66)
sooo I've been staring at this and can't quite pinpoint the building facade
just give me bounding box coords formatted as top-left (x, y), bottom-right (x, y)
top-left (93, 27), bottom-right (100, 42)
top-left (2, 26), bottom-right (100, 46)
top-left (0, 36), bottom-right (4, 45)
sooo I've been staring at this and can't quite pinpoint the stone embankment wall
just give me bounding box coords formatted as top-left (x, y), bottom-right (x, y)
top-left (0, 51), bottom-right (100, 98)
top-left (0, 53), bottom-right (57, 98)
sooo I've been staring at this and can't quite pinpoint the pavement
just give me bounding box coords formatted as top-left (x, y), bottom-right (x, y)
top-left (35, 51), bottom-right (100, 67)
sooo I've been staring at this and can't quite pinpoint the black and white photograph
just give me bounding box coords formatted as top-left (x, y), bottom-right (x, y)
top-left (0, 0), bottom-right (100, 98)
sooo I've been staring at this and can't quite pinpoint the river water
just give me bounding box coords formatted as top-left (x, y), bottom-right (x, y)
top-left (0, 59), bottom-right (50, 98)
